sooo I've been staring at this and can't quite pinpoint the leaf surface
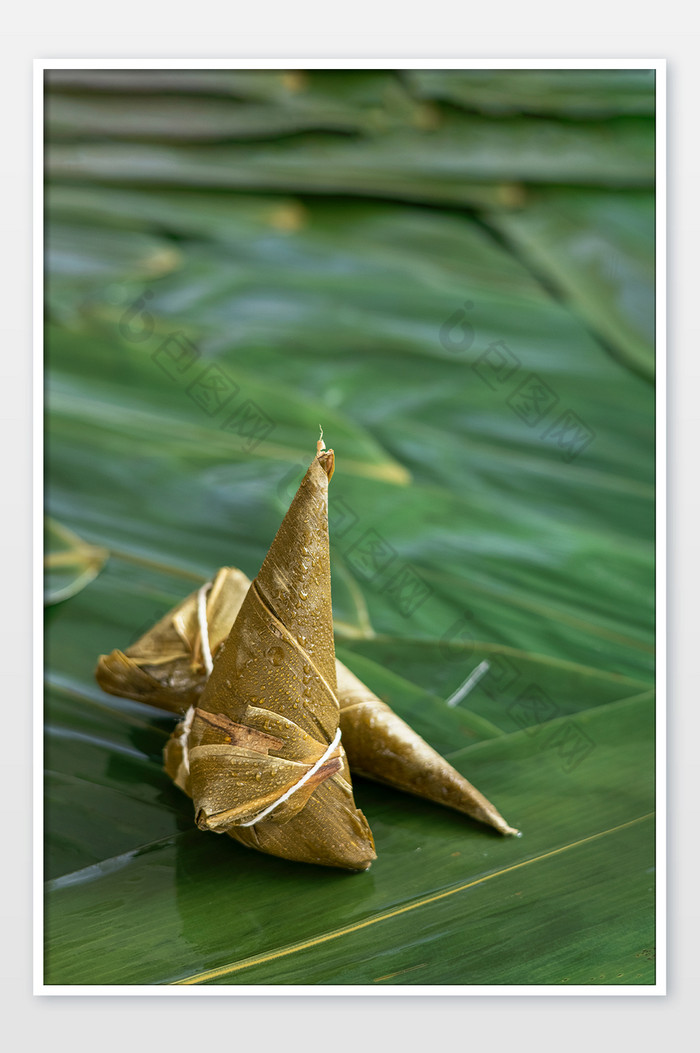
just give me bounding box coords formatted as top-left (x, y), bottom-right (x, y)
top-left (43, 69), bottom-right (657, 986)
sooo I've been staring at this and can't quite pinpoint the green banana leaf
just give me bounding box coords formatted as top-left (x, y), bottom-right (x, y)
top-left (42, 68), bottom-right (657, 988)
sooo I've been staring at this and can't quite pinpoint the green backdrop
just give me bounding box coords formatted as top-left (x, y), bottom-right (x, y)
top-left (43, 68), bottom-right (656, 987)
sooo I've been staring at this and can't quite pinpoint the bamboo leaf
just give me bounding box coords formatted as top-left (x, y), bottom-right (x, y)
top-left (43, 69), bottom-right (656, 986)
top-left (485, 189), bottom-right (655, 379)
top-left (44, 692), bottom-right (654, 985)
top-left (46, 112), bottom-right (653, 209)
top-left (405, 69), bottom-right (656, 118)
top-left (45, 71), bottom-right (418, 141)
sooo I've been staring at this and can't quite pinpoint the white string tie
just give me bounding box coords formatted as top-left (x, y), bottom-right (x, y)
top-left (237, 726), bottom-right (342, 827)
top-left (180, 581), bottom-right (213, 775)
top-left (180, 703), bottom-right (196, 776)
top-left (180, 579), bottom-right (342, 822)
top-left (196, 582), bottom-right (214, 676)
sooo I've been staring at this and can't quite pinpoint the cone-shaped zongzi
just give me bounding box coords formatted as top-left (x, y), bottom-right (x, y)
top-left (97, 521), bottom-right (518, 837)
top-left (162, 445), bottom-right (376, 870)
top-left (335, 661), bottom-right (518, 835)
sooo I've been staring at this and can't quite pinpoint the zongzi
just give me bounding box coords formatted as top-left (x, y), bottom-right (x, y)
top-left (157, 443), bottom-right (375, 869)
top-left (96, 459), bottom-right (518, 840)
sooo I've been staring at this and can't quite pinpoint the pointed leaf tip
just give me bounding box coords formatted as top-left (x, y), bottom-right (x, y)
top-left (318, 447), bottom-right (334, 480)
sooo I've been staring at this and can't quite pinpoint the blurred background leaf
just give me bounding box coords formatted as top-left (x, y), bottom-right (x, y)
top-left (487, 189), bottom-right (655, 379)
top-left (44, 517), bottom-right (108, 605)
top-left (43, 67), bottom-right (656, 987)
top-left (404, 68), bottom-right (656, 117)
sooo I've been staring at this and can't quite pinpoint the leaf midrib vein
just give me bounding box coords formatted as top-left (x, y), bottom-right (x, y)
top-left (171, 812), bottom-right (655, 985)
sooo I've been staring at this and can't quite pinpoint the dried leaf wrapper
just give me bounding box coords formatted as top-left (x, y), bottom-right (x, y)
top-left (155, 449), bottom-right (375, 869)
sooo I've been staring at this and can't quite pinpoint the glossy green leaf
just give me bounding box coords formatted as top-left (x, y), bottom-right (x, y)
top-left (44, 691), bottom-right (654, 985)
top-left (45, 190), bottom-right (654, 679)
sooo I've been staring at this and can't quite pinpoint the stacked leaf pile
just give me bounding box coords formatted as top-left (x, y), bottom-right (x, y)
top-left (44, 68), bottom-right (656, 986)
